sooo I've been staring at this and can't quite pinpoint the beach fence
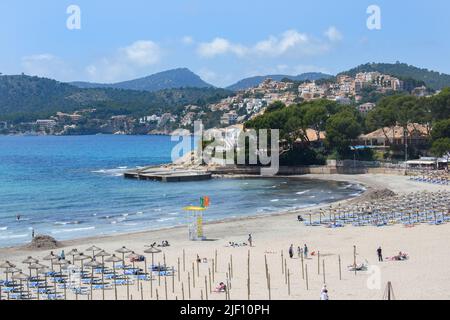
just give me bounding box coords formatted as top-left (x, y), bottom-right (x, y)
top-left (0, 242), bottom-right (390, 301)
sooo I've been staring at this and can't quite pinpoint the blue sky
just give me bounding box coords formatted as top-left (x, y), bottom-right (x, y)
top-left (0, 0), bottom-right (449, 87)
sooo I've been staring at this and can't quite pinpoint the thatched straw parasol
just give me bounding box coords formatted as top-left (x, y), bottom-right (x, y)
top-left (73, 253), bottom-right (91, 295)
top-left (105, 254), bottom-right (122, 300)
top-left (94, 250), bottom-right (111, 300)
top-left (12, 272), bottom-right (30, 300)
top-left (28, 263), bottom-right (46, 300)
top-left (74, 253), bottom-right (91, 269)
top-left (84, 259), bottom-right (102, 300)
top-left (0, 261), bottom-right (16, 268)
top-left (43, 252), bottom-right (59, 270)
top-left (115, 246), bottom-right (132, 266)
top-left (37, 266), bottom-right (52, 299)
top-left (126, 251), bottom-right (143, 299)
top-left (22, 257), bottom-right (39, 265)
top-left (53, 259), bottom-right (69, 300)
top-left (5, 267), bottom-right (21, 279)
top-left (144, 246), bottom-right (162, 269)
top-left (86, 245), bottom-right (102, 259)
top-left (1, 262), bottom-right (18, 300)
top-left (0, 261), bottom-right (16, 282)
top-left (22, 256), bottom-right (39, 277)
top-left (67, 249), bottom-right (80, 264)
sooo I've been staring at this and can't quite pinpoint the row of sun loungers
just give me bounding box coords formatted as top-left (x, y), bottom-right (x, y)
top-left (0, 245), bottom-right (177, 300)
top-left (408, 170), bottom-right (449, 185)
top-left (303, 191), bottom-right (450, 229)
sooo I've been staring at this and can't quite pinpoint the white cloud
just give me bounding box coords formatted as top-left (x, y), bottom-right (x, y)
top-left (120, 40), bottom-right (161, 66)
top-left (85, 40), bottom-right (162, 82)
top-left (85, 59), bottom-right (133, 83)
top-left (20, 41), bottom-right (162, 83)
top-left (197, 28), bottom-right (337, 59)
top-left (21, 54), bottom-right (74, 81)
top-left (182, 36), bottom-right (194, 45)
top-left (196, 68), bottom-right (235, 87)
top-left (197, 68), bottom-right (218, 82)
top-left (23, 53), bottom-right (55, 62)
top-left (197, 37), bottom-right (247, 58)
top-left (254, 30), bottom-right (312, 56)
top-left (324, 26), bottom-right (343, 42)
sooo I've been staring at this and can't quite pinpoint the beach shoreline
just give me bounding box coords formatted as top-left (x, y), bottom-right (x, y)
top-left (0, 172), bottom-right (442, 255)
top-left (1, 173), bottom-right (449, 300)
top-left (0, 174), bottom-right (370, 252)
top-left (0, 172), bottom-right (443, 254)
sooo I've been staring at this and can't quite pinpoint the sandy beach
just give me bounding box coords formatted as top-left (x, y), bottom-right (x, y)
top-left (1, 173), bottom-right (449, 300)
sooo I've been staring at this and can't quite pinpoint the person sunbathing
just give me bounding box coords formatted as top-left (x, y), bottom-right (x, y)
top-left (396, 252), bottom-right (408, 260)
top-left (228, 242), bottom-right (247, 248)
top-left (195, 255), bottom-right (208, 264)
top-left (157, 240), bottom-right (170, 247)
top-left (214, 282), bottom-right (226, 293)
top-left (347, 262), bottom-right (367, 271)
top-left (131, 255), bottom-right (145, 263)
top-left (387, 252), bottom-right (409, 261)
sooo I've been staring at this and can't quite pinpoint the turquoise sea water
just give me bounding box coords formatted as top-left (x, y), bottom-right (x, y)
top-left (0, 135), bottom-right (364, 247)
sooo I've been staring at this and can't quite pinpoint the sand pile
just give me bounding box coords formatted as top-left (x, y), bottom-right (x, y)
top-left (27, 235), bottom-right (61, 250)
top-left (360, 188), bottom-right (397, 201)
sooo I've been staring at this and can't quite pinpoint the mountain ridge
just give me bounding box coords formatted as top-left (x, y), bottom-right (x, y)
top-left (2, 62), bottom-right (450, 123)
top-left (70, 68), bottom-right (214, 92)
top-left (226, 72), bottom-right (334, 91)
top-left (0, 74), bottom-right (231, 122)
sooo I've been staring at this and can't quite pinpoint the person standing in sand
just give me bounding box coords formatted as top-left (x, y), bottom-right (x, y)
top-left (304, 244), bottom-right (309, 259)
top-left (298, 246), bottom-right (303, 258)
top-left (248, 234), bottom-right (253, 247)
top-left (377, 247), bottom-right (383, 262)
top-left (289, 245), bottom-right (294, 259)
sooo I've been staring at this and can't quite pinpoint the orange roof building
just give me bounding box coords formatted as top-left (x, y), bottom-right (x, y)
top-left (360, 124), bottom-right (430, 146)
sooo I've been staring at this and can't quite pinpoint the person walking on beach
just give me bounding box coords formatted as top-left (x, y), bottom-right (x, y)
top-left (298, 246), bottom-right (303, 258)
top-left (377, 247), bottom-right (383, 262)
top-left (304, 244), bottom-right (309, 259)
top-left (289, 245), bottom-right (294, 259)
top-left (248, 234), bottom-right (253, 247)
top-left (321, 288), bottom-right (329, 300)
